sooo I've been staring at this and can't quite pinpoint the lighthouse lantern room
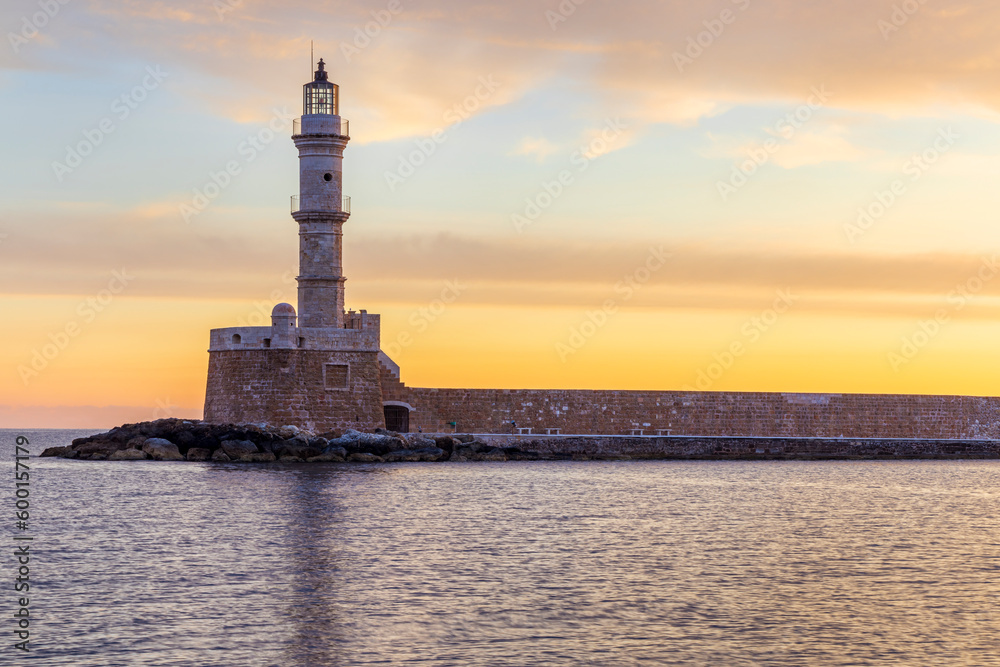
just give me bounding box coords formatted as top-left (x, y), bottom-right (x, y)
top-left (303, 58), bottom-right (338, 115)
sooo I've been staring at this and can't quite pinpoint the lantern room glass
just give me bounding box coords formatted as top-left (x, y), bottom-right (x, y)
top-left (304, 81), bottom-right (338, 115)
top-left (303, 58), bottom-right (338, 115)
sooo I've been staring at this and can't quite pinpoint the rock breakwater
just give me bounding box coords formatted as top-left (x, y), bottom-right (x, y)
top-left (40, 419), bottom-right (1000, 463)
top-left (41, 419), bottom-right (527, 463)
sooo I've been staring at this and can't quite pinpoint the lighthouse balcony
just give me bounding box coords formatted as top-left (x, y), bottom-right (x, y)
top-left (291, 195), bottom-right (350, 214)
top-left (292, 117), bottom-right (349, 138)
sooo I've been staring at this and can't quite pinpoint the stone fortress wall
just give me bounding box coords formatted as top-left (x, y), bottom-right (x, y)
top-left (204, 310), bottom-right (385, 433)
top-left (379, 363), bottom-right (1000, 439)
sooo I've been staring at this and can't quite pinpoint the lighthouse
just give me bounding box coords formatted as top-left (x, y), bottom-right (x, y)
top-left (203, 60), bottom-right (390, 432)
top-left (293, 58), bottom-right (350, 329)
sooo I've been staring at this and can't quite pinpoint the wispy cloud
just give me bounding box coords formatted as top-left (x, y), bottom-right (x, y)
top-left (510, 136), bottom-right (560, 162)
top-left (769, 126), bottom-right (871, 168)
top-left (36, 0), bottom-right (1000, 139)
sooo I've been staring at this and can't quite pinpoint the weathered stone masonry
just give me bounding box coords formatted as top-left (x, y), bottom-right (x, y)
top-left (206, 349), bottom-right (382, 433)
top-left (380, 364), bottom-right (1000, 439)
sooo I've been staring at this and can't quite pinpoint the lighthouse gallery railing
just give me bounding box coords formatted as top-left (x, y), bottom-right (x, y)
top-left (292, 117), bottom-right (349, 137)
top-left (291, 195), bottom-right (351, 214)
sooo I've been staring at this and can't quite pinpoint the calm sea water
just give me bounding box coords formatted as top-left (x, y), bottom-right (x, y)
top-left (3, 428), bottom-right (1000, 665)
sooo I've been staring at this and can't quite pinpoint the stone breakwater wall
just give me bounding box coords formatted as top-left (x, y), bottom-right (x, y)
top-left (379, 371), bottom-right (1000, 440)
top-left (41, 419), bottom-right (1000, 462)
top-left (473, 435), bottom-right (1000, 460)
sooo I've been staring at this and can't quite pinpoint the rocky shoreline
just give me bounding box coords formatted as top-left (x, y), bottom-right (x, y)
top-left (39, 418), bottom-right (1000, 463)
top-left (41, 419), bottom-right (532, 463)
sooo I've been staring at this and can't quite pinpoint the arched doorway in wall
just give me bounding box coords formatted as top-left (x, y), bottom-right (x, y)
top-left (383, 402), bottom-right (412, 433)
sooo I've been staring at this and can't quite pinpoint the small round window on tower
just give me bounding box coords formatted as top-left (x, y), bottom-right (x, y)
top-left (323, 173), bottom-right (333, 182)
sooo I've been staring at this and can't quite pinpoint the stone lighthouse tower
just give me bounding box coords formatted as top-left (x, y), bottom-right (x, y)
top-left (294, 58), bottom-right (348, 329)
top-left (203, 60), bottom-right (387, 432)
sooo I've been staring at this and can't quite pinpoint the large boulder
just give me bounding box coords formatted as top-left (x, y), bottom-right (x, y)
top-left (348, 452), bottom-right (382, 463)
top-left (211, 449), bottom-right (231, 462)
top-left (238, 451), bottom-right (276, 463)
top-left (101, 426), bottom-right (134, 445)
top-left (192, 434), bottom-right (220, 452)
top-left (384, 447), bottom-right (446, 462)
top-left (173, 429), bottom-right (196, 453)
top-left (110, 449), bottom-right (148, 461)
top-left (40, 446), bottom-right (70, 457)
top-left (416, 447), bottom-right (446, 461)
top-left (186, 448), bottom-right (211, 461)
top-left (291, 444), bottom-right (323, 459)
top-left (221, 439), bottom-right (258, 459)
top-left (404, 435), bottom-right (438, 450)
top-left (434, 436), bottom-right (458, 454)
top-left (142, 438), bottom-right (184, 461)
top-left (138, 418), bottom-right (194, 442)
top-left (274, 435), bottom-right (321, 460)
top-left (307, 436), bottom-right (329, 450)
top-left (319, 445), bottom-right (348, 459)
top-left (214, 423), bottom-right (286, 449)
top-left (452, 440), bottom-right (493, 459)
top-left (325, 429), bottom-right (362, 447)
top-left (327, 429), bottom-right (405, 456)
top-left (272, 435), bottom-right (302, 454)
top-left (452, 441), bottom-right (483, 460)
top-left (217, 428), bottom-right (258, 445)
top-left (383, 450), bottom-right (422, 463)
top-left (126, 436), bottom-right (147, 450)
top-left (75, 439), bottom-right (123, 458)
top-left (307, 451), bottom-right (346, 462)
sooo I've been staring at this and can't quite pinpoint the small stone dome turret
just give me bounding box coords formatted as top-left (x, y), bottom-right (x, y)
top-left (271, 303), bottom-right (297, 348)
top-left (272, 303), bottom-right (296, 317)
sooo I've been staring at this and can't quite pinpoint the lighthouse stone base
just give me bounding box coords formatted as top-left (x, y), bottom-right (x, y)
top-left (203, 310), bottom-right (385, 433)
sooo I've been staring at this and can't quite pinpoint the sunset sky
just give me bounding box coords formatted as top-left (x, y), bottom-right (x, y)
top-left (4, 0), bottom-right (1000, 428)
